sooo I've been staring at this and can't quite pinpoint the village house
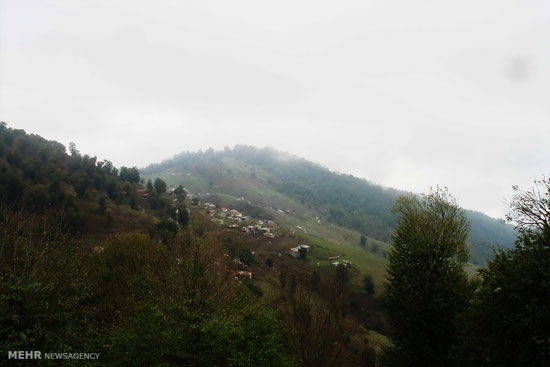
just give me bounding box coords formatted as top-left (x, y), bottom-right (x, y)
top-left (236, 271), bottom-right (253, 280)
top-left (288, 244), bottom-right (310, 258)
top-left (331, 260), bottom-right (351, 267)
top-left (229, 210), bottom-right (242, 217)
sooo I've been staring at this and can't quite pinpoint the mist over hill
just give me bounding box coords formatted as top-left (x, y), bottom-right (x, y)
top-left (143, 145), bottom-right (516, 265)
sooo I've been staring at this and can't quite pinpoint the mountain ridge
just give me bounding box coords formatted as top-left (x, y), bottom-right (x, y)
top-left (142, 145), bottom-right (516, 265)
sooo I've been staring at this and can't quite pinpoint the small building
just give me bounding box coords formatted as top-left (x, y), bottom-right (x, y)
top-left (237, 271), bottom-right (253, 280)
top-left (230, 210), bottom-right (242, 217)
top-left (263, 232), bottom-right (275, 239)
top-left (299, 244), bottom-right (310, 253)
top-left (288, 245), bottom-right (310, 258)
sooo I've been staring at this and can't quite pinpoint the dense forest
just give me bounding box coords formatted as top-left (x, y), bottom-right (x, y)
top-left (1, 123), bottom-right (548, 366)
top-left (143, 145), bottom-right (517, 264)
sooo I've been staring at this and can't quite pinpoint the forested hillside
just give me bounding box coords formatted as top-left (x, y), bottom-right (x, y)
top-left (143, 145), bottom-right (516, 264)
top-left (2, 123), bottom-right (547, 366)
top-left (1, 123), bottom-right (384, 366)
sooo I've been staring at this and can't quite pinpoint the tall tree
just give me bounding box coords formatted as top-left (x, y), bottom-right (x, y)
top-left (153, 178), bottom-right (167, 195)
top-left (459, 176), bottom-right (550, 366)
top-left (383, 187), bottom-right (471, 367)
top-left (119, 166), bottom-right (140, 183)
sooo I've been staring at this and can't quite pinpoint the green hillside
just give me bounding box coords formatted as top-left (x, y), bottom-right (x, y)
top-left (1, 123), bottom-right (388, 365)
top-left (142, 145), bottom-right (516, 265)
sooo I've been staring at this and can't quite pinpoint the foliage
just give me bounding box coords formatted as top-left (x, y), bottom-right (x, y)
top-left (119, 166), bottom-right (140, 183)
top-left (282, 286), bottom-right (348, 367)
top-left (156, 220), bottom-right (179, 244)
top-left (238, 247), bottom-right (255, 266)
top-left (177, 206), bottom-right (190, 227)
top-left (506, 175), bottom-right (550, 233)
top-left (360, 234), bottom-right (367, 247)
top-left (0, 209), bottom-right (98, 363)
top-left (0, 210), bottom-right (296, 366)
top-left (0, 123), bottom-right (143, 232)
top-left (383, 187), bottom-right (471, 367)
top-left (459, 177), bottom-right (550, 366)
top-left (146, 179), bottom-right (153, 192)
top-left (244, 280), bottom-right (264, 298)
top-left (154, 177), bottom-right (167, 195)
top-left (362, 275), bottom-right (375, 295)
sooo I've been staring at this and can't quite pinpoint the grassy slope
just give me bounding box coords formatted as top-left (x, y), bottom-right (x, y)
top-left (302, 234), bottom-right (387, 288)
top-left (142, 157), bottom-right (392, 287)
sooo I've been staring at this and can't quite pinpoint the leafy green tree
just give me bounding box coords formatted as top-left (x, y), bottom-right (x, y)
top-left (174, 184), bottom-right (187, 200)
top-left (239, 248), bottom-right (254, 266)
top-left (363, 275), bottom-right (375, 295)
top-left (459, 177), bottom-right (550, 366)
top-left (156, 220), bottom-right (179, 244)
top-left (178, 206), bottom-right (190, 227)
top-left (154, 178), bottom-right (167, 195)
top-left (68, 142), bottom-right (80, 157)
top-left (146, 179), bottom-right (153, 192)
top-left (383, 187), bottom-right (471, 367)
top-left (119, 166), bottom-right (140, 183)
top-left (265, 258), bottom-right (274, 269)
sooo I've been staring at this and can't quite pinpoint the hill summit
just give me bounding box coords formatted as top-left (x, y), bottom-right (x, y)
top-left (142, 145), bottom-right (516, 264)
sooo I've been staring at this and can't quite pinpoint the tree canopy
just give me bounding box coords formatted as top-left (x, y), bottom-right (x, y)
top-left (460, 176), bottom-right (550, 366)
top-left (383, 187), bottom-right (471, 367)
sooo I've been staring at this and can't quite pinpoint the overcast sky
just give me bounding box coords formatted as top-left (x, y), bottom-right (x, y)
top-left (1, 0), bottom-right (549, 218)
